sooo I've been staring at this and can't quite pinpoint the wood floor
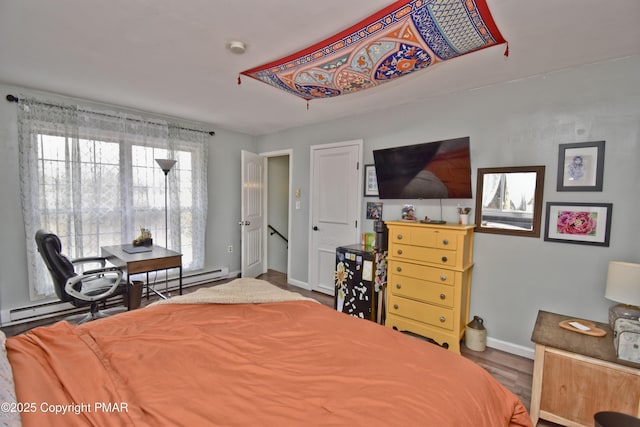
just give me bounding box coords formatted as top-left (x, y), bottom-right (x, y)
top-left (2, 270), bottom-right (558, 426)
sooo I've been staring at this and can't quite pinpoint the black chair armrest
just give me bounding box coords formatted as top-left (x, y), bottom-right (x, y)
top-left (71, 256), bottom-right (107, 268)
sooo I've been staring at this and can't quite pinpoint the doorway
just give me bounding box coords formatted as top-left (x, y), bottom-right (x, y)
top-left (240, 149), bottom-right (292, 279)
top-left (266, 154), bottom-right (290, 276)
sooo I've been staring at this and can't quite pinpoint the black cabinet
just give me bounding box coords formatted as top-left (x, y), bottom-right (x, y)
top-left (335, 244), bottom-right (387, 322)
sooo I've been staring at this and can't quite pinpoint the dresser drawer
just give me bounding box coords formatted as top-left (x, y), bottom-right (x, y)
top-left (388, 275), bottom-right (455, 308)
top-left (391, 227), bottom-right (458, 251)
top-left (387, 294), bottom-right (454, 331)
top-left (388, 260), bottom-right (458, 284)
top-left (390, 245), bottom-right (459, 268)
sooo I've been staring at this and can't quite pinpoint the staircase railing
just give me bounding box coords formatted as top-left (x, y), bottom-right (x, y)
top-left (268, 225), bottom-right (288, 248)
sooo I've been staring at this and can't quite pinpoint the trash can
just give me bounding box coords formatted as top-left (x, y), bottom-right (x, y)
top-left (128, 280), bottom-right (144, 310)
top-left (594, 411), bottom-right (640, 427)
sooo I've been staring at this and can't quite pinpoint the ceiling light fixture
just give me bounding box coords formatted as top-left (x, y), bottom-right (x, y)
top-left (227, 40), bottom-right (247, 54)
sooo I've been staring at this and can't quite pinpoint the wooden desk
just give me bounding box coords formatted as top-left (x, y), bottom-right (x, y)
top-left (101, 245), bottom-right (183, 299)
top-left (530, 310), bottom-right (640, 426)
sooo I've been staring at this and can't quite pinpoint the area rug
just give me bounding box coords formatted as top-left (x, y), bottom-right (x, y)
top-left (150, 278), bottom-right (318, 305)
top-left (240, 0), bottom-right (506, 101)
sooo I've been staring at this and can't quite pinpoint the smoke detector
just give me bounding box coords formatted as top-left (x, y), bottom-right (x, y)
top-left (227, 40), bottom-right (247, 54)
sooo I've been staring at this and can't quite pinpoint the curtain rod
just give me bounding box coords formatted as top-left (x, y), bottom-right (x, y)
top-left (6, 94), bottom-right (215, 136)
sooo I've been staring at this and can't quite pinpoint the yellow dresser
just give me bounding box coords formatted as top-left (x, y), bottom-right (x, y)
top-left (384, 221), bottom-right (475, 353)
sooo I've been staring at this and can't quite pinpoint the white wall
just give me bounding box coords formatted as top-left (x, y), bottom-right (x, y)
top-left (257, 55), bottom-right (640, 351)
top-left (2, 55), bottom-right (639, 353)
top-left (0, 83), bottom-right (257, 312)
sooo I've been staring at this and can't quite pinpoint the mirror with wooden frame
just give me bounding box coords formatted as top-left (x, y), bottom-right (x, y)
top-left (474, 166), bottom-right (545, 237)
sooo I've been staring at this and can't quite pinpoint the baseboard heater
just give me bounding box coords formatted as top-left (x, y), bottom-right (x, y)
top-left (136, 266), bottom-right (229, 292)
top-left (1, 267), bottom-right (230, 326)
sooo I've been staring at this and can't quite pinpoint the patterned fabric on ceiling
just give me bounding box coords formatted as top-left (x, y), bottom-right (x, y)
top-left (240, 0), bottom-right (506, 101)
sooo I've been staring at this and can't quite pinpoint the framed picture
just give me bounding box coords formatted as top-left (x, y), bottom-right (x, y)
top-left (364, 164), bottom-right (378, 197)
top-left (544, 202), bottom-right (613, 247)
top-left (557, 141), bottom-right (605, 191)
top-left (366, 202), bottom-right (383, 220)
top-left (401, 204), bottom-right (416, 220)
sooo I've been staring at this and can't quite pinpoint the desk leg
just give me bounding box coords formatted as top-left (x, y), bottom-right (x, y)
top-left (179, 265), bottom-right (183, 295)
top-left (146, 272), bottom-right (150, 300)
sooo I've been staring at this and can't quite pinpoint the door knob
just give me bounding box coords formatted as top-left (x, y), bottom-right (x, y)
top-left (313, 226), bottom-right (319, 231)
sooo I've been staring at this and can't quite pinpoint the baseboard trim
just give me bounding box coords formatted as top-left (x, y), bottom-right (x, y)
top-left (287, 278), bottom-right (310, 290)
top-left (487, 337), bottom-right (535, 360)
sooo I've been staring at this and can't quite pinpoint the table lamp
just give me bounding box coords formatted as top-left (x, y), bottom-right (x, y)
top-left (604, 261), bottom-right (640, 329)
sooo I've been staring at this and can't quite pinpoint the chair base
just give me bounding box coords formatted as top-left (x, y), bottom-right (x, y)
top-left (77, 311), bottom-right (109, 325)
top-left (63, 306), bottom-right (128, 325)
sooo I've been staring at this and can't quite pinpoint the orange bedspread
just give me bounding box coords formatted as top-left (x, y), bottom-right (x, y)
top-left (7, 301), bottom-right (532, 426)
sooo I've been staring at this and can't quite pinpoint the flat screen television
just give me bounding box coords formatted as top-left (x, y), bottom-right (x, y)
top-left (373, 137), bottom-right (472, 199)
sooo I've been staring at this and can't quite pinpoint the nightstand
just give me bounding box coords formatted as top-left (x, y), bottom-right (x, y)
top-left (530, 310), bottom-right (640, 426)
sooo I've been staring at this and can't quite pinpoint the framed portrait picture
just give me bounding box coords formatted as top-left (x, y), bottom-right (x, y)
top-left (364, 164), bottom-right (379, 197)
top-left (366, 202), bottom-right (383, 220)
top-left (557, 141), bottom-right (605, 191)
top-left (544, 202), bottom-right (613, 247)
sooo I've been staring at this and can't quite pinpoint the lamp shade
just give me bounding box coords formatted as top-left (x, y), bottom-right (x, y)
top-left (605, 261), bottom-right (640, 306)
top-left (155, 158), bottom-right (177, 174)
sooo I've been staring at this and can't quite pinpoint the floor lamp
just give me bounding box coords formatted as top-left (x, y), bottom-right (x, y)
top-left (155, 158), bottom-right (176, 298)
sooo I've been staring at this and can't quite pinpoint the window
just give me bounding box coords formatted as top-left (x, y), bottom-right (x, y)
top-left (19, 98), bottom-right (208, 299)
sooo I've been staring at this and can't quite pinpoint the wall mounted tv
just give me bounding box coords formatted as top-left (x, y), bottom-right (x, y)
top-left (373, 137), bottom-right (472, 199)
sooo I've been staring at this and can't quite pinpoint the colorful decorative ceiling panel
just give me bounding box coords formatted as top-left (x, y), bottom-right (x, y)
top-left (240, 0), bottom-right (506, 101)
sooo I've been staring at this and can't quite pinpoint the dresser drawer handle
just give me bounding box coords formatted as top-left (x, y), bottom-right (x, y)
top-left (440, 293), bottom-right (446, 300)
top-left (440, 275), bottom-right (447, 281)
top-left (439, 316), bottom-right (446, 323)
top-left (397, 234), bottom-right (403, 240)
top-left (393, 304), bottom-right (399, 310)
top-left (396, 284), bottom-right (402, 289)
top-left (442, 239), bottom-right (449, 245)
top-left (396, 266), bottom-right (402, 272)
top-left (397, 249), bottom-right (403, 255)
top-left (441, 256), bottom-right (448, 263)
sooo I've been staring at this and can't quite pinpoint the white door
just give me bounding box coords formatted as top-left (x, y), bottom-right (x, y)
top-left (308, 140), bottom-right (362, 294)
top-left (241, 150), bottom-right (265, 278)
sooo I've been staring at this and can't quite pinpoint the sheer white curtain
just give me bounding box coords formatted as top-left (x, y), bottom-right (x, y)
top-left (18, 97), bottom-right (209, 299)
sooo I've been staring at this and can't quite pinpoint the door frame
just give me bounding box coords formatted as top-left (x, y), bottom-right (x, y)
top-left (307, 139), bottom-right (363, 293)
top-left (260, 149), bottom-right (293, 281)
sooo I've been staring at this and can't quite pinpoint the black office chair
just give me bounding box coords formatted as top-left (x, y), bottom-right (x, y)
top-left (35, 230), bottom-right (130, 323)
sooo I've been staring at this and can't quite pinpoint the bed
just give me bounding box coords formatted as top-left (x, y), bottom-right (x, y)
top-left (3, 278), bottom-right (532, 426)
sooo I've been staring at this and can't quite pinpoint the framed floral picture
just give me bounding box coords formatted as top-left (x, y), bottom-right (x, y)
top-left (557, 141), bottom-right (605, 191)
top-left (544, 202), bottom-right (613, 246)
